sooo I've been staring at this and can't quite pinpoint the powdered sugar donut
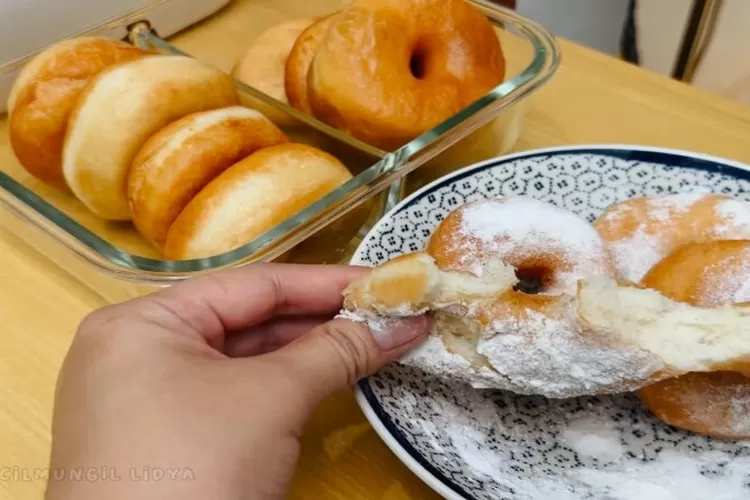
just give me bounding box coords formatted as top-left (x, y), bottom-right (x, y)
top-left (342, 247), bottom-right (750, 398)
top-left (639, 240), bottom-right (750, 439)
top-left (594, 193), bottom-right (750, 283)
top-left (427, 197), bottom-right (615, 294)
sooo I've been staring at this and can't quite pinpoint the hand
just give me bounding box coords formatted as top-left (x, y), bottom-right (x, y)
top-left (45, 264), bottom-right (430, 500)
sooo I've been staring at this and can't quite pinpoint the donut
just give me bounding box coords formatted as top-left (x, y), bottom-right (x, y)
top-left (231, 19), bottom-right (314, 126)
top-left (7, 37), bottom-right (148, 189)
top-left (639, 373), bottom-right (750, 440)
top-left (426, 197), bottom-right (615, 294)
top-left (127, 106), bottom-right (289, 248)
top-left (342, 197), bottom-right (750, 398)
top-left (307, 0), bottom-right (505, 150)
top-left (638, 240), bottom-right (750, 439)
top-left (642, 240), bottom-right (750, 307)
top-left (163, 143), bottom-right (352, 260)
top-left (62, 55), bottom-right (239, 220)
top-left (285, 13), bottom-right (337, 114)
top-left (594, 193), bottom-right (750, 283)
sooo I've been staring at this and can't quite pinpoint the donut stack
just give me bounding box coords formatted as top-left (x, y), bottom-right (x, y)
top-left (232, 0), bottom-right (507, 151)
top-left (342, 193), bottom-right (750, 441)
top-left (7, 37), bottom-right (352, 260)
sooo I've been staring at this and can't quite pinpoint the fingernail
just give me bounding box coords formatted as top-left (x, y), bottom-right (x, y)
top-left (367, 315), bottom-right (432, 351)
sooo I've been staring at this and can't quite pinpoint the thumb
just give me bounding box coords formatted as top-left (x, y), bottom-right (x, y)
top-left (271, 314), bottom-right (432, 405)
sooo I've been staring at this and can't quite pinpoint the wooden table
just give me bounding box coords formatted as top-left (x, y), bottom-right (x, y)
top-left (5, 2), bottom-right (750, 499)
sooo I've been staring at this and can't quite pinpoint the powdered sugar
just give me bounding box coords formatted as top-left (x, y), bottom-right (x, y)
top-left (730, 397), bottom-right (750, 436)
top-left (599, 194), bottom-right (750, 283)
top-left (596, 195), bottom-right (698, 282)
top-left (572, 450), bottom-right (750, 500)
top-left (561, 417), bottom-right (623, 461)
top-left (714, 198), bottom-right (750, 236)
top-left (473, 309), bottom-right (663, 398)
top-left (699, 248), bottom-right (750, 305)
top-left (404, 384), bottom-right (750, 500)
top-left (389, 300), bottom-right (664, 399)
top-left (454, 198), bottom-right (611, 293)
top-left (607, 230), bottom-right (664, 284)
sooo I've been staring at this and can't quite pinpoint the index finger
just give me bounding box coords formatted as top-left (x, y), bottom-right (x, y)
top-left (152, 262), bottom-right (369, 337)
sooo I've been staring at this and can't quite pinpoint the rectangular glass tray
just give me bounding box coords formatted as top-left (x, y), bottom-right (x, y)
top-left (0, 0), bottom-right (559, 303)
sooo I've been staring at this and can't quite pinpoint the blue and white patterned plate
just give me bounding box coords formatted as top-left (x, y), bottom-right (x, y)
top-left (351, 146), bottom-right (750, 500)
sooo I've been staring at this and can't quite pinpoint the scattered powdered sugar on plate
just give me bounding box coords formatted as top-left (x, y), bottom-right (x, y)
top-left (573, 450), bottom-right (750, 500)
top-left (376, 363), bottom-right (750, 500)
top-left (561, 417), bottom-right (623, 462)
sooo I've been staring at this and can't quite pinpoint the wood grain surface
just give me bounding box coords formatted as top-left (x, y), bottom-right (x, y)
top-left (3, 1), bottom-right (750, 499)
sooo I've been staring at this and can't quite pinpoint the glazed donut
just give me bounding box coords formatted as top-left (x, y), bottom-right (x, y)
top-left (7, 37), bottom-right (148, 189)
top-left (285, 13), bottom-right (337, 114)
top-left (638, 240), bottom-right (750, 439)
top-left (425, 197), bottom-right (615, 294)
top-left (307, 0), bottom-right (505, 150)
top-left (231, 19), bottom-right (314, 126)
top-left (163, 143), bottom-right (352, 260)
top-left (62, 55), bottom-right (239, 220)
top-left (594, 193), bottom-right (750, 283)
top-left (341, 197), bottom-right (750, 398)
top-left (127, 106), bottom-right (289, 248)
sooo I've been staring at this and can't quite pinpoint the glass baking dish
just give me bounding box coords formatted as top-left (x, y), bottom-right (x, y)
top-left (0, 0), bottom-right (559, 303)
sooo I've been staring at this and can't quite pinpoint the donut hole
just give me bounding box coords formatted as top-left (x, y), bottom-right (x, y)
top-left (513, 266), bottom-right (554, 295)
top-left (409, 46), bottom-right (427, 80)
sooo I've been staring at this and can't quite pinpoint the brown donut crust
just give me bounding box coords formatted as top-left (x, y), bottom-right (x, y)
top-left (307, 0), bottom-right (505, 150)
top-left (62, 55), bottom-right (240, 220)
top-left (639, 372), bottom-right (750, 440)
top-left (163, 143), bottom-right (352, 260)
top-left (127, 106), bottom-right (289, 248)
top-left (8, 37), bottom-right (148, 189)
top-left (642, 240), bottom-right (750, 306)
top-left (594, 194), bottom-right (750, 282)
top-left (639, 240), bottom-right (750, 439)
top-left (284, 13), bottom-right (338, 114)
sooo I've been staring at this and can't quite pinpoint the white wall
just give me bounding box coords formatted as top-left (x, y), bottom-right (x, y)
top-left (517, 0), bottom-right (632, 56)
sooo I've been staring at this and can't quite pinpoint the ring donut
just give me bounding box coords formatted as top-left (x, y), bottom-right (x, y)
top-left (426, 197), bottom-right (615, 294)
top-left (62, 55), bottom-right (239, 220)
top-left (285, 13), bottom-right (337, 114)
top-left (7, 37), bottom-right (147, 189)
top-left (231, 19), bottom-right (314, 126)
top-left (307, 0), bottom-right (505, 150)
top-left (127, 106), bottom-right (289, 248)
top-left (163, 143), bottom-right (352, 260)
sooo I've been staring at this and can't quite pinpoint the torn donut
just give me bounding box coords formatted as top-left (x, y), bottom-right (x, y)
top-left (341, 197), bottom-right (750, 398)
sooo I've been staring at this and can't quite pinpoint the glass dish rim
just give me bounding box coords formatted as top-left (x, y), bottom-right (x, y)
top-left (0, 0), bottom-right (560, 284)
